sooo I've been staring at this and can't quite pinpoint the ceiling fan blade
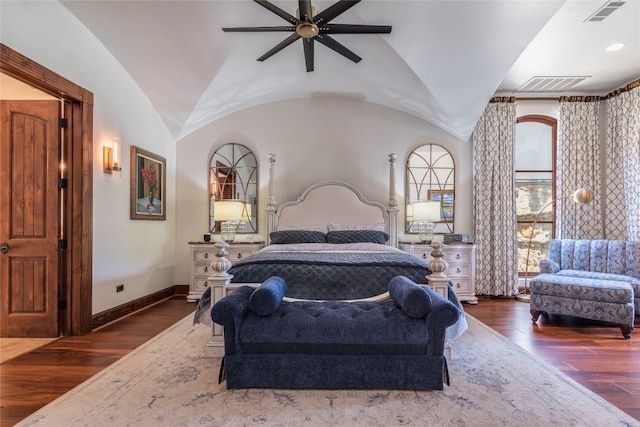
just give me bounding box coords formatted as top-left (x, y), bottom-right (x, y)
top-left (257, 33), bottom-right (301, 62)
top-left (303, 38), bottom-right (314, 72)
top-left (314, 34), bottom-right (361, 63)
top-left (298, 0), bottom-right (313, 22)
top-left (254, 0), bottom-right (298, 25)
top-left (314, 0), bottom-right (361, 25)
top-left (323, 24), bottom-right (392, 34)
top-left (223, 26), bottom-right (295, 32)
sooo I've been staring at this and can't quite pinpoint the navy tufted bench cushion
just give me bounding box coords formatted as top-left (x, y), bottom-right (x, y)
top-left (240, 300), bottom-right (435, 355)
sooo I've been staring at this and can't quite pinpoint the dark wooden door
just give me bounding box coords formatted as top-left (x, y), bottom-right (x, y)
top-left (1, 100), bottom-right (60, 337)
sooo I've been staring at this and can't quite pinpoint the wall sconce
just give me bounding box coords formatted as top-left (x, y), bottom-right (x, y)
top-left (103, 138), bottom-right (122, 174)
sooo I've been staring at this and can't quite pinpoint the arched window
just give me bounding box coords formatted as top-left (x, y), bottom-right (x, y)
top-left (516, 115), bottom-right (557, 276)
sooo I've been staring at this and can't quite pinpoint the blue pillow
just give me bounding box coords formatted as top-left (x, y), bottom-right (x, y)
top-left (325, 230), bottom-right (389, 244)
top-left (249, 276), bottom-right (287, 316)
top-left (388, 276), bottom-right (432, 318)
top-left (270, 230), bottom-right (327, 244)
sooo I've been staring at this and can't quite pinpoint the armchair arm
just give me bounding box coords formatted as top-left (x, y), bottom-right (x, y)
top-left (539, 259), bottom-right (560, 274)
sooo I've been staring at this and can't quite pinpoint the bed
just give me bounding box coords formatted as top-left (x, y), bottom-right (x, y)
top-left (194, 154), bottom-right (465, 357)
top-left (225, 176), bottom-right (431, 300)
top-left (227, 241), bottom-right (430, 300)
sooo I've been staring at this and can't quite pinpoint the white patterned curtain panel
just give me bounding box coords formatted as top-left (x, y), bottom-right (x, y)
top-left (473, 99), bottom-right (518, 296)
top-left (557, 98), bottom-right (603, 239)
top-left (605, 82), bottom-right (640, 240)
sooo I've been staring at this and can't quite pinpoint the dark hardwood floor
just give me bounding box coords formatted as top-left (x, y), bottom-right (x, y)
top-left (0, 296), bottom-right (196, 426)
top-left (464, 297), bottom-right (640, 421)
top-left (1, 295), bottom-right (638, 425)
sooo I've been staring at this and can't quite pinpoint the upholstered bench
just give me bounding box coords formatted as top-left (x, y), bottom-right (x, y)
top-left (211, 275), bottom-right (461, 390)
top-left (530, 273), bottom-right (634, 339)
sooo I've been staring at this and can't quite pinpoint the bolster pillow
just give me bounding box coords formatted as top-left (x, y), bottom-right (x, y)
top-left (388, 275), bottom-right (432, 318)
top-left (249, 276), bottom-right (287, 316)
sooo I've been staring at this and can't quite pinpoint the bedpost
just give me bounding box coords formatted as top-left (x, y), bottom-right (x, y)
top-left (388, 153), bottom-right (399, 247)
top-left (388, 153), bottom-right (397, 208)
top-left (266, 153), bottom-right (277, 244)
top-left (206, 241), bottom-right (233, 357)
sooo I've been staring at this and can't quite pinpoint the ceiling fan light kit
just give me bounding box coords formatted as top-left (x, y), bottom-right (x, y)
top-left (223, 0), bottom-right (392, 72)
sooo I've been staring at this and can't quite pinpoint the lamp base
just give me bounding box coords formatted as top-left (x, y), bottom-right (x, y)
top-left (220, 220), bottom-right (239, 242)
top-left (514, 293), bottom-right (530, 302)
top-left (417, 221), bottom-right (435, 243)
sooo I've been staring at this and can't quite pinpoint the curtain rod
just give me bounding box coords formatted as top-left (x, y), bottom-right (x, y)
top-left (513, 97), bottom-right (560, 101)
top-left (497, 79), bottom-right (640, 102)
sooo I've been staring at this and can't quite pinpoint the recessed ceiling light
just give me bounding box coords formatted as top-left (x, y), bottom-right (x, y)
top-left (606, 42), bottom-right (625, 52)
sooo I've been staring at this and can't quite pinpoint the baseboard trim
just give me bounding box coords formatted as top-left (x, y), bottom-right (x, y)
top-left (174, 284), bottom-right (189, 296)
top-left (92, 285), bottom-right (184, 330)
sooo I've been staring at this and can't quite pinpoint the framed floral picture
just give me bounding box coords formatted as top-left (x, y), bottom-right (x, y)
top-left (130, 146), bottom-right (166, 220)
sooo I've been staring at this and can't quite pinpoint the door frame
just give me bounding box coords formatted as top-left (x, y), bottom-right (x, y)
top-left (1, 43), bottom-right (93, 335)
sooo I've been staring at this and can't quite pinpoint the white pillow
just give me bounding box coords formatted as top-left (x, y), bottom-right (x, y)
top-left (327, 222), bottom-right (386, 232)
top-left (276, 224), bottom-right (329, 233)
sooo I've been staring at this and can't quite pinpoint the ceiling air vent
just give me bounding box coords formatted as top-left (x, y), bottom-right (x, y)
top-left (585, 1), bottom-right (625, 22)
top-left (516, 76), bottom-right (590, 93)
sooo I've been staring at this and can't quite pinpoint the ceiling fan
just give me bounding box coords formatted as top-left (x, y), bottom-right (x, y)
top-left (223, 0), bottom-right (392, 72)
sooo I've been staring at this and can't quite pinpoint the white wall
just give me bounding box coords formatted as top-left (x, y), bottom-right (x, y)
top-left (516, 100), bottom-right (559, 118)
top-left (175, 97), bottom-right (472, 285)
top-left (1, 1), bottom-right (177, 314)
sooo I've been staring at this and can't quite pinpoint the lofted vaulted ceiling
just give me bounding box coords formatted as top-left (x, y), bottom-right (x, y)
top-left (60, 0), bottom-right (640, 141)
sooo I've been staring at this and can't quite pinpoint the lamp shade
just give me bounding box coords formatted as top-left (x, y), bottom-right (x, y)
top-left (214, 201), bottom-right (244, 221)
top-left (572, 188), bottom-right (594, 204)
top-left (406, 204), bottom-right (413, 219)
top-left (412, 201), bottom-right (441, 222)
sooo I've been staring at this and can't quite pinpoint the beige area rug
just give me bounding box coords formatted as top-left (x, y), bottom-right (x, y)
top-left (17, 314), bottom-right (639, 427)
top-left (0, 337), bottom-right (58, 364)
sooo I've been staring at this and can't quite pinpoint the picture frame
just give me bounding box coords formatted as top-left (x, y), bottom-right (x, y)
top-left (130, 146), bottom-right (166, 220)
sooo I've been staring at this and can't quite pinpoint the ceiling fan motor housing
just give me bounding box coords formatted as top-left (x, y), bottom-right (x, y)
top-left (297, 22), bottom-right (319, 38)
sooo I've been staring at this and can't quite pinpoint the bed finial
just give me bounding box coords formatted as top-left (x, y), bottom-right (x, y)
top-left (388, 153), bottom-right (397, 208)
top-left (268, 153), bottom-right (276, 209)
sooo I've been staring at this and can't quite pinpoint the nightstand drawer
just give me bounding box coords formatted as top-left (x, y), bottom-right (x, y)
top-left (444, 249), bottom-right (471, 263)
top-left (194, 263), bottom-right (212, 276)
top-left (412, 250), bottom-right (433, 261)
top-left (227, 247), bottom-right (256, 263)
top-left (194, 248), bottom-right (216, 262)
top-left (193, 276), bottom-right (210, 292)
top-left (447, 264), bottom-right (470, 277)
top-left (450, 279), bottom-right (472, 295)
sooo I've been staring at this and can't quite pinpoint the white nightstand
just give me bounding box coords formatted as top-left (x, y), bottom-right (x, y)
top-left (399, 241), bottom-right (477, 304)
top-left (187, 241), bottom-right (265, 302)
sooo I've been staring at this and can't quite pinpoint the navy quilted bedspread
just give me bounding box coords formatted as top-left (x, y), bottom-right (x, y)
top-left (228, 251), bottom-right (431, 300)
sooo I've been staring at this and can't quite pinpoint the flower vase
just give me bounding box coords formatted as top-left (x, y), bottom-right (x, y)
top-left (148, 191), bottom-right (154, 206)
